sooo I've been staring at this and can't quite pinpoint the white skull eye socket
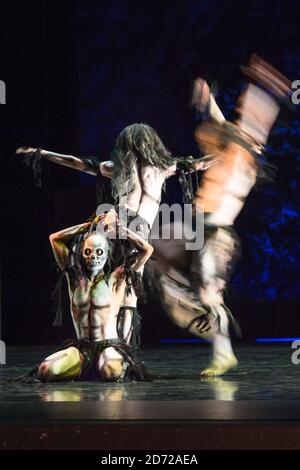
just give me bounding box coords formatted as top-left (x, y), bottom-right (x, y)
top-left (84, 248), bottom-right (91, 256)
top-left (96, 248), bottom-right (103, 256)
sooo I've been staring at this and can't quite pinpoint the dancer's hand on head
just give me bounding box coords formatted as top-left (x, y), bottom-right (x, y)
top-left (16, 146), bottom-right (37, 156)
top-left (95, 210), bottom-right (118, 234)
top-left (104, 209), bottom-right (118, 230)
top-left (93, 213), bottom-right (106, 225)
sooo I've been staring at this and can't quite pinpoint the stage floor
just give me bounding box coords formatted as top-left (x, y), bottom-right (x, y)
top-left (0, 343), bottom-right (299, 403)
top-left (1, 344), bottom-right (300, 449)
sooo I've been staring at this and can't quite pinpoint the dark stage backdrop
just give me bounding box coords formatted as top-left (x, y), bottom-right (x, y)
top-left (1, 0), bottom-right (300, 344)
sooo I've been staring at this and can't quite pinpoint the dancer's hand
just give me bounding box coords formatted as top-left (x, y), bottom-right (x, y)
top-left (104, 209), bottom-right (118, 227)
top-left (16, 146), bottom-right (38, 156)
top-left (95, 209), bottom-right (118, 234)
top-left (93, 213), bottom-right (107, 225)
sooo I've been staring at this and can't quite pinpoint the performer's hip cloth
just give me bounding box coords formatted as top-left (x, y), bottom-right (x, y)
top-left (9, 338), bottom-right (149, 383)
top-left (57, 338), bottom-right (149, 381)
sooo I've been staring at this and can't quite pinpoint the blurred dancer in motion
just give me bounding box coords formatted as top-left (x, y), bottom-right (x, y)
top-left (154, 55), bottom-right (291, 376)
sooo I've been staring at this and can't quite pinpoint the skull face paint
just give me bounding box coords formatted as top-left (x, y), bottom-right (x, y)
top-left (81, 233), bottom-right (108, 273)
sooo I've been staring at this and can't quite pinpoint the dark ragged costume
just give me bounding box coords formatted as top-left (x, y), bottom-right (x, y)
top-left (9, 338), bottom-right (149, 384)
top-left (62, 338), bottom-right (148, 381)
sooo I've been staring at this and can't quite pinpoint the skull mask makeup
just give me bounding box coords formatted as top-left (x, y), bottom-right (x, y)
top-left (81, 233), bottom-right (108, 273)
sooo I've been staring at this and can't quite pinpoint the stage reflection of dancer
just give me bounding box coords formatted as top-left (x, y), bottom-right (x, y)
top-left (37, 210), bottom-right (153, 382)
top-left (154, 55), bottom-right (292, 376)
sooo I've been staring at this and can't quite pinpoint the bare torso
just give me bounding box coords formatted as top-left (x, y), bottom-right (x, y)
top-left (66, 270), bottom-right (126, 341)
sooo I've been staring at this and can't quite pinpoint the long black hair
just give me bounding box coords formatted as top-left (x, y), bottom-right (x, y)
top-left (111, 123), bottom-right (173, 200)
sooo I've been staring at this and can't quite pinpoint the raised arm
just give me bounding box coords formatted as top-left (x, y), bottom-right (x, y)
top-left (123, 227), bottom-right (154, 271)
top-left (101, 210), bottom-right (153, 271)
top-left (16, 147), bottom-right (98, 176)
top-left (192, 78), bottom-right (225, 124)
top-left (49, 219), bottom-right (101, 270)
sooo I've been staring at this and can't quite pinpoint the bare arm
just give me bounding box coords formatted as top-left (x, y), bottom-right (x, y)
top-left (123, 227), bottom-right (154, 271)
top-left (160, 162), bottom-right (178, 179)
top-left (102, 210), bottom-right (153, 271)
top-left (193, 155), bottom-right (216, 171)
top-left (49, 220), bottom-right (97, 270)
top-left (16, 147), bottom-right (98, 176)
top-left (161, 156), bottom-right (215, 178)
top-left (192, 78), bottom-right (225, 124)
top-left (208, 94), bottom-right (225, 124)
top-left (99, 160), bottom-right (114, 178)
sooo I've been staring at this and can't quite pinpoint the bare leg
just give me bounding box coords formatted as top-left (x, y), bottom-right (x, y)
top-left (38, 346), bottom-right (83, 382)
top-left (190, 227), bottom-right (238, 376)
top-left (98, 347), bottom-right (123, 380)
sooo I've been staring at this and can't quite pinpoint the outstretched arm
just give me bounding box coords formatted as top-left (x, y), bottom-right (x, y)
top-left (16, 147), bottom-right (98, 176)
top-left (161, 155), bottom-right (215, 179)
top-left (16, 147), bottom-right (115, 179)
top-left (192, 155), bottom-right (216, 171)
top-left (99, 161), bottom-right (114, 178)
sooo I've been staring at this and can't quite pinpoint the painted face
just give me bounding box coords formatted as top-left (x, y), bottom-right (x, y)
top-left (81, 233), bottom-right (108, 273)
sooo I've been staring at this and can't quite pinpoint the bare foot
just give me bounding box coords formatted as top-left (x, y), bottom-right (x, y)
top-left (200, 354), bottom-right (238, 377)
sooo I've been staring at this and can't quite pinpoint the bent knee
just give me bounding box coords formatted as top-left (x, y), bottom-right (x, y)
top-left (38, 360), bottom-right (52, 382)
top-left (99, 359), bottom-right (123, 380)
top-left (38, 346), bottom-right (82, 382)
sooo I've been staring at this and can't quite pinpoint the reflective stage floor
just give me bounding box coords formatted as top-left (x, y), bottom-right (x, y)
top-left (1, 344), bottom-right (300, 449)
